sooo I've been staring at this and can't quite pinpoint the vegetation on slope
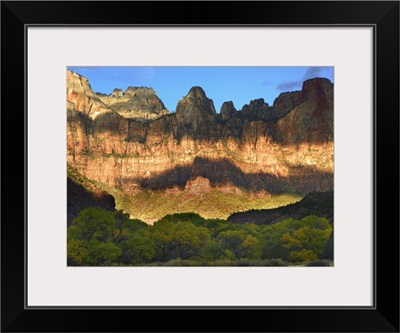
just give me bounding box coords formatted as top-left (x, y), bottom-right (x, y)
top-left (227, 191), bottom-right (334, 225)
top-left (93, 181), bottom-right (302, 223)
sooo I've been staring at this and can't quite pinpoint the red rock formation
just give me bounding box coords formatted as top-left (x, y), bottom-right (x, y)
top-left (66, 71), bottom-right (334, 211)
top-left (277, 78), bottom-right (333, 144)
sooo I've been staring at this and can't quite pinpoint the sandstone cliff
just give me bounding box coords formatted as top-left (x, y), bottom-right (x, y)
top-left (276, 78), bottom-right (333, 144)
top-left (66, 70), bottom-right (333, 222)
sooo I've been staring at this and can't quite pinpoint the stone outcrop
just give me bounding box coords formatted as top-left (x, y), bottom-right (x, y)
top-left (220, 101), bottom-right (237, 120)
top-left (185, 176), bottom-right (212, 194)
top-left (175, 86), bottom-right (217, 138)
top-left (98, 86), bottom-right (170, 121)
top-left (241, 98), bottom-right (272, 121)
top-left (66, 70), bottom-right (111, 119)
top-left (276, 78), bottom-right (333, 144)
top-left (272, 90), bottom-right (303, 120)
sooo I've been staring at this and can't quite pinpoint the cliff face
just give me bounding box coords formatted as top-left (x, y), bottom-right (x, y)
top-left (276, 78), bottom-right (333, 144)
top-left (66, 70), bottom-right (333, 221)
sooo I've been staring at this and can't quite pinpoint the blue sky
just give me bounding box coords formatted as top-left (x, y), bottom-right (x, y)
top-left (67, 66), bottom-right (334, 112)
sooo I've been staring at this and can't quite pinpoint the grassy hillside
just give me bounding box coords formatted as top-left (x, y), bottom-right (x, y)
top-left (93, 181), bottom-right (302, 223)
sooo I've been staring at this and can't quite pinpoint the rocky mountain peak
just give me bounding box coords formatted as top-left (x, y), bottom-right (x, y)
top-left (301, 77), bottom-right (333, 100)
top-left (97, 86), bottom-right (170, 121)
top-left (303, 77), bottom-right (332, 87)
top-left (276, 77), bottom-right (333, 144)
top-left (272, 91), bottom-right (303, 120)
top-left (187, 86), bottom-right (207, 100)
top-left (125, 86), bottom-right (156, 96)
top-left (67, 69), bottom-right (87, 83)
top-left (175, 86), bottom-right (216, 123)
top-left (66, 70), bottom-right (111, 119)
top-left (250, 98), bottom-right (266, 108)
top-left (220, 101), bottom-right (237, 120)
top-left (112, 88), bottom-right (124, 97)
top-left (172, 86), bottom-right (218, 139)
top-left (241, 98), bottom-right (272, 121)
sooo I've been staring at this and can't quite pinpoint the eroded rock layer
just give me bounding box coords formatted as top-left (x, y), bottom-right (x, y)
top-left (67, 70), bottom-right (334, 219)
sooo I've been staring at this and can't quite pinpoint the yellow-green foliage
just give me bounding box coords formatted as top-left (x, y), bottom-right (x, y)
top-left (92, 181), bottom-right (302, 223)
top-left (67, 207), bottom-right (333, 266)
top-left (261, 215), bottom-right (332, 262)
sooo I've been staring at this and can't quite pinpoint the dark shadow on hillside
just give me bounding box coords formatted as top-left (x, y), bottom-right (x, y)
top-left (67, 177), bottom-right (115, 226)
top-left (227, 191), bottom-right (334, 224)
top-left (134, 157), bottom-right (333, 194)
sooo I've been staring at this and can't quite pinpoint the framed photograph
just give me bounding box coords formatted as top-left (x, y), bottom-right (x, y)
top-left (2, 1), bottom-right (399, 332)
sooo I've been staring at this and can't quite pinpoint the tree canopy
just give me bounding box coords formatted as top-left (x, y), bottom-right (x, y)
top-left (67, 208), bottom-right (333, 266)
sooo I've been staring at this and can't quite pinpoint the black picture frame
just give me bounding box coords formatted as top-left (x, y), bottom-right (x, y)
top-left (1, 1), bottom-right (399, 332)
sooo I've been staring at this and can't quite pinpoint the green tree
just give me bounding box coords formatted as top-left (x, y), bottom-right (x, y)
top-left (67, 207), bottom-right (143, 266)
top-left (320, 231), bottom-right (334, 260)
top-left (67, 239), bottom-right (89, 265)
top-left (124, 230), bottom-right (156, 264)
top-left (218, 229), bottom-right (261, 259)
top-left (241, 235), bottom-right (262, 259)
top-left (261, 216), bottom-right (332, 262)
top-left (174, 222), bottom-right (211, 260)
top-left (279, 216), bottom-right (332, 262)
top-left (289, 249), bottom-right (318, 262)
top-left (112, 209), bottom-right (132, 242)
top-left (150, 220), bottom-right (178, 262)
top-left (86, 239), bottom-right (122, 265)
top-left (112, 209), bottom-right (147, 241)
top-left (150, 220), bottom-right (212, 262)
top-left (157, 213), bottom-right (206, 225)
top-left (68, 207), bottom-right (116, 242)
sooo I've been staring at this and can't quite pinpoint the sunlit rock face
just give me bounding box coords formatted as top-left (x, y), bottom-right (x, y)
top-left (66, 70), bottom-right (111, 119)
top-left (67, 70), bottom-right (334, 205)
top-left (98, 86), bottom-right (170, 121)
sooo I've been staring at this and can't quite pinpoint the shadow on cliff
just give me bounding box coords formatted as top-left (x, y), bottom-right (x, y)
top-left (135, 157), bottom-right (333, 194)
top-left (67, 177), bottom-right (115, 226)
top-left (70, 102), bottom-right (333, 146)
top-left (227, 191), bottom-right (334, 224)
